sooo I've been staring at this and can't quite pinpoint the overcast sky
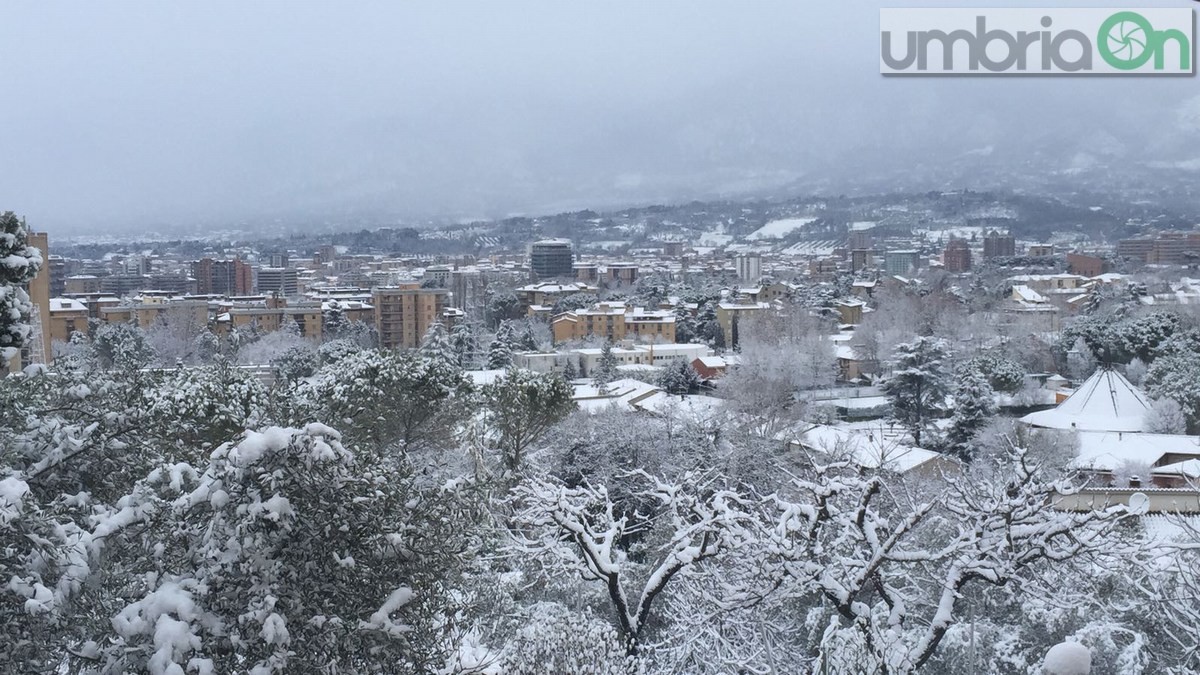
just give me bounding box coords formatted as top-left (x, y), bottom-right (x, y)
top-left (1, 1), bottom-right (1197, 234)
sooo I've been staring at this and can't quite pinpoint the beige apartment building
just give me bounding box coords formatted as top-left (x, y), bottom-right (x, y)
top-left (551, 302), bottom-right (675, 344)
top-left (373, 283), bottom-right (449, 349)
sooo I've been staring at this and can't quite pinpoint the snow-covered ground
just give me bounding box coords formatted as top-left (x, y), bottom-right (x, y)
top-left (747, 217), bottom-right (816, 240)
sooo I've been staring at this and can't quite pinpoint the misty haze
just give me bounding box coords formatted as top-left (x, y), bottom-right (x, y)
top-left (1, 1), bottom-right (1198, 234)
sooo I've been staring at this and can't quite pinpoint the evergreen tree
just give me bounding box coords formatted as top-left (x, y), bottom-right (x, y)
top-left (419, 321), bottom-right (456, 367)
top-left (945, 369), bottom-right (996, 460)
top-left (882, 336), bottom-right (952, 447)
top-left (323, 300), bottom-right (347, 340)
top-left (0, 212), bottom-right (44, 363)
top-left (481, 367), bottom-right (576, 473)
top-left (451, 321), bottom-right (476, 368)
top-left (281, 316), bottom-right (302, 338)
top-left (487, 323), bottom-right (516, 369)
top-left (562, 356), bottom-right (579, 381)
top-left (519, 323), bottom-right (539, 352)
top-left (658, 358), bottom-right (701, 395)
top-left (592, 341), bottom-right (619, 388)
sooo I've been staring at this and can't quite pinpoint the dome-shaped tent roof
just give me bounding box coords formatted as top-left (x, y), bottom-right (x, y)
top-left (1020, 368), bottom-right (1151, 433)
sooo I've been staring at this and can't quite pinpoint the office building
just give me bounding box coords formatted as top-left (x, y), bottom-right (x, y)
top-left (257, 266), bottom-right (300, 297)
top-left (530, 239), bottom-right (574, 279)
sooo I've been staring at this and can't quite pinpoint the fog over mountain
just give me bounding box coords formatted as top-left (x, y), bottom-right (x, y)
top-left (2, 0), bottom-right (1198, 234)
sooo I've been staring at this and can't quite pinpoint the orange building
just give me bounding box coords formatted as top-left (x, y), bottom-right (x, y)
top-left (551, 303), bottom-right (675, 344)
top-left (373, 283), bottom-right (449, 349)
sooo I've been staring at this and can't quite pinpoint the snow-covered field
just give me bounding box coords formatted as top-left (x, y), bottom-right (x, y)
top-left (747, 217), bottom-right (817, 240)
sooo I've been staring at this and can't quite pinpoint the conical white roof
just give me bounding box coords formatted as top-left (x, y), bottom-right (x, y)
top-left (1020, 368), bottom-right (1151, 433)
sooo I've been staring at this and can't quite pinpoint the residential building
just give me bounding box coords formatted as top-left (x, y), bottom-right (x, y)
top-left (1027, 244), bottom-right (1055, 257)
top-left (1067, 253), bottom-right (1107, 277)
top-left (48, 298), bottom-right (90, 344)
top-left (99, 297), bottom-right (209, 331)
top-left (606, 262), bottom-right (639, 286)
top-left (8, 231), bottom-right (52, 372)
top-left (735, 254), bottom-right (762, 282)
top-left (551, 302), bottom-right (675, 344)
top-left (1117, 238), bottom-right (1154, 261)
top-left (850, 249), bottom-right (874, 271)
top-left (516, 282), bottom-right (598, 312)
top-left (65, 275), bottom-right (102, 295)
top-left (192, 258), bottom-right (253, 296)
top-left (715, 301), bottom-right (770, 348)
top-left (982, 230), bottom-right (1016, 258)
top-left (223, 296), bottom-right (323, 338)
top-left (373, 283), bottom-right (448, 350)
top-left (573, 263), bottom-right (600, 283)
top-left (942, 238), bottom-right (972, 272)
top-left (514, 343), bottom-right (709, 374)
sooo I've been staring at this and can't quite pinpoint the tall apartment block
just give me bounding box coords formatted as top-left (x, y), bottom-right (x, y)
top-left (192, 258), bottom-right (253, 296)
top-left (373, 283), bottom-right (449, 350)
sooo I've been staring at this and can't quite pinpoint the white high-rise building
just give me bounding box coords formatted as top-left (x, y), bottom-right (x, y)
top-left (735, 254), bottom-right (762, 282)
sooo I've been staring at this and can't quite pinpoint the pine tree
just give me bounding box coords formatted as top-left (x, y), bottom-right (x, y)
top-left (658, 358), bottom-right (700, 395)
top-left (281, 316), bottom-right (302, 338)
top-left (592, 341), bottom-right (619, 388)
top-left (0, 212), bottom-right (44, 363)
top-left (945, 369), bottom-right (996, 460)
top-left (487, 323), bottom-right (516, 369)
top-left (882, 336), bottom-right (951, 447)
top-left (323, 300), bottom-right (347, 340)
top-left (519, 323), bottom-right (538, 351)
top-left (562, 356), bottom-right (578, 381)
top-left (451, 321), bottom-right (476, 368)
top-left (419, 321), bottom-right (457, 367)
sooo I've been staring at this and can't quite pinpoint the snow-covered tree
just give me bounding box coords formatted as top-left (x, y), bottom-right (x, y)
top-left (323, 299), bottom-right (348, 339)
top-left (882, 336), bottom-right (952, 447)
top-left (658, 359), bottom-right (700, 395)
top-left (0, 212), bottom-right (43, 364)
top-left (945, 369), bottom-right (997, 460)
top-left (450, 320), bottom-right (476, 368)
top-left (419, 321), bottom-right (457, 368)
top-left (289, 349), bottom-right (473, 455)
top-left (718, 310), bottom-right (836, 435)
top-left (271, 344), bottom-right (320, 384)
top-left (592, 341), bottom-right (619, 388)
top-left (1125, 356), bottom-right (1148, 386)
top-left (1145, 397), bottom-right (1188, 435)
top-left (743, 445), bottom-right (1124, 673)
top-left (1144, 352), bottom-right (1200, 429)
top-left (68, 424), bottom-right (487, 674)
top-left (561, 355), bottom-right (579, 381)
top-left (91, 322), bottom-right (156, 370)
top-left (487, 323), bottom-right (516, 370)
top-left (964, 353), bottom-right (1025, 393)
top-left (509, 470), bottom-right (754, 653)
top-left (481, 368), bottom-right (575, 473)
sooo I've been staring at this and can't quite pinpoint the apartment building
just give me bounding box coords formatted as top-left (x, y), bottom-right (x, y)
top-left (373, 283), bottom-right (449, 350)
top-left (551, 302), bottom-right (675, 344)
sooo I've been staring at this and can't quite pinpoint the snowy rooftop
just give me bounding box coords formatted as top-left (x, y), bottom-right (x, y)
top-left (49, 297), bottom-right (88, 312)
top-left (1074, 431), bottom-right (1200, 472)
top-left (789, 424), bottom-right (949, 474)
top-left (1021, 369), bottom-right (1151, 433)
